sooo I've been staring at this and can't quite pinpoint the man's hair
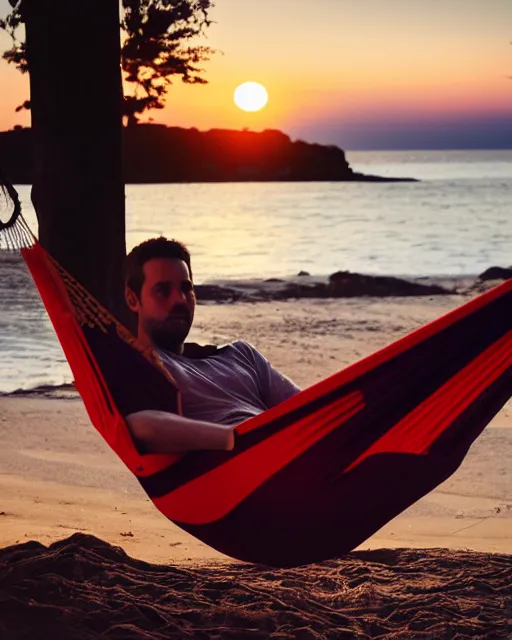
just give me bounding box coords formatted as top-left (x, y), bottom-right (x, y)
top-left (125, 236), bottom-right (192, 298)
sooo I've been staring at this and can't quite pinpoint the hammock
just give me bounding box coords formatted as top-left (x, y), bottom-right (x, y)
top-left (1, 180), bottom-right (511, 568)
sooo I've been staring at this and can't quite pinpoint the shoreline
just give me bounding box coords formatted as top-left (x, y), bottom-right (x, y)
top-left (0, 272), bottom-right (509, 396)
top-left (195, 271), bottom-right (499, 302)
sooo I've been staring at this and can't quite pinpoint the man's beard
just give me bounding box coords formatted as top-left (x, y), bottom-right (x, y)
top-left (144, 313), bottom-right (192, 352)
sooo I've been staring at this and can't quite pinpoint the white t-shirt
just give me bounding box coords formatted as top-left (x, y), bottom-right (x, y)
top-left (157, 340), bottom-right (300, 426)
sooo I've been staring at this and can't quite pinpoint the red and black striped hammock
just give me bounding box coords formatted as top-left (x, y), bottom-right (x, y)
top-left (1, 180), bottom-right (510, 567)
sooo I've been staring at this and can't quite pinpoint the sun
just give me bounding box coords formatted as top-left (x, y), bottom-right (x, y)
top-left (234, 82), bottom-right (269, 112)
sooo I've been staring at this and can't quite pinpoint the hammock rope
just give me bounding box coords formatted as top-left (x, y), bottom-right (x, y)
top-left (0, 181), bottom-right (33, 248)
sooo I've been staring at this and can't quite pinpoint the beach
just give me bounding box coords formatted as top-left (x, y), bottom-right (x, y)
top-left (1, 293), bottom-right (511, 638)
top-left (0, 0), bottom-right (510, 627)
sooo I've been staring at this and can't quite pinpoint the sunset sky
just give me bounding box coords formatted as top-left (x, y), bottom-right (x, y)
top-left (0, 0), bottom-right (510, 149)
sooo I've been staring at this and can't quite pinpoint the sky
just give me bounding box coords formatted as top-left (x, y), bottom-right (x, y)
top-left (0, 0), bottom-right (511, 150)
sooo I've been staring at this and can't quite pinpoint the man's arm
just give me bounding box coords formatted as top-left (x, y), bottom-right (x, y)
top-left (261, 362), bottom-right (301, 408)
top-left (240, 341), bottom-right (301, 408)
top-left (125, 410), bottom-right (236, 455)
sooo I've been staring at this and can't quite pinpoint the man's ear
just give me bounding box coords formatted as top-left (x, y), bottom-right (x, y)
top-left (125, 287), bottom-right (139, 313)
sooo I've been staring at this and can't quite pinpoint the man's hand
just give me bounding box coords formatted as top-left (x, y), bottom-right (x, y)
top-left (225, 424), bottom-right (236, 451)
top-left (125, 410), bottom-right (237, 455)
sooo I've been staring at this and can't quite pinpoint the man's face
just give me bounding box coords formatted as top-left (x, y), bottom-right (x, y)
top-left (132, 258), bottom-right (196, 351)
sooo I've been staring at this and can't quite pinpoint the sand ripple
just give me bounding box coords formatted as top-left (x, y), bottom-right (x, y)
top-left (0, 533), bottom-right (511, 639)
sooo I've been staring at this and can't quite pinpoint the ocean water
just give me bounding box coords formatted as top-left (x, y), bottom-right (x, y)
top-left (1, 149), bottom-right (511, 393)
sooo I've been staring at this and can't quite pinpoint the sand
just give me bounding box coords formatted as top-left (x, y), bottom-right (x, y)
top-left (1, 295), bottom-right (511, 638)
top-left (1, 535), bottom-right (511, 639)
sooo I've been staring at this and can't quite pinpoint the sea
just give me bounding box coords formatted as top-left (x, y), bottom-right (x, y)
top-left (0, 149), bottom-right (511, 393)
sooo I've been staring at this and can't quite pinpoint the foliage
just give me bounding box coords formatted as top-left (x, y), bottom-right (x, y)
top-left (0, 0), bottom-right (215, 123)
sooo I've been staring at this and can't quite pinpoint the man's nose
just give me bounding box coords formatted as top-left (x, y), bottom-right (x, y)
top-left (168, 288), bottom-right (187, 306)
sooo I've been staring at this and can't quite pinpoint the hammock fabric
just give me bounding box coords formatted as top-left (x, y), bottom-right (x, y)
top-left (1, 183), bottom-right (511, 568)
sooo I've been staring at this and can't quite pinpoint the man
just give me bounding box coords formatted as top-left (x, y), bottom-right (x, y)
top-left (124, 237), bottom-right (300, 455)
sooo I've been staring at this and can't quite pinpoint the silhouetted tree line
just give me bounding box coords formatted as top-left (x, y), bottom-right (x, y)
top-left (0, 125), bottom-right (357, 183)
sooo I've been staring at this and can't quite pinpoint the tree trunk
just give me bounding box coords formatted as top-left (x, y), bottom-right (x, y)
top-left (24, 0), bottom-right (127, 323)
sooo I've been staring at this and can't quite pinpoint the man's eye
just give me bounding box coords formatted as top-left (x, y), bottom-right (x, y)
top-left (182, 282), bottom-right (194, 294)
top-left (156, 286), bottom-right (169, 296)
